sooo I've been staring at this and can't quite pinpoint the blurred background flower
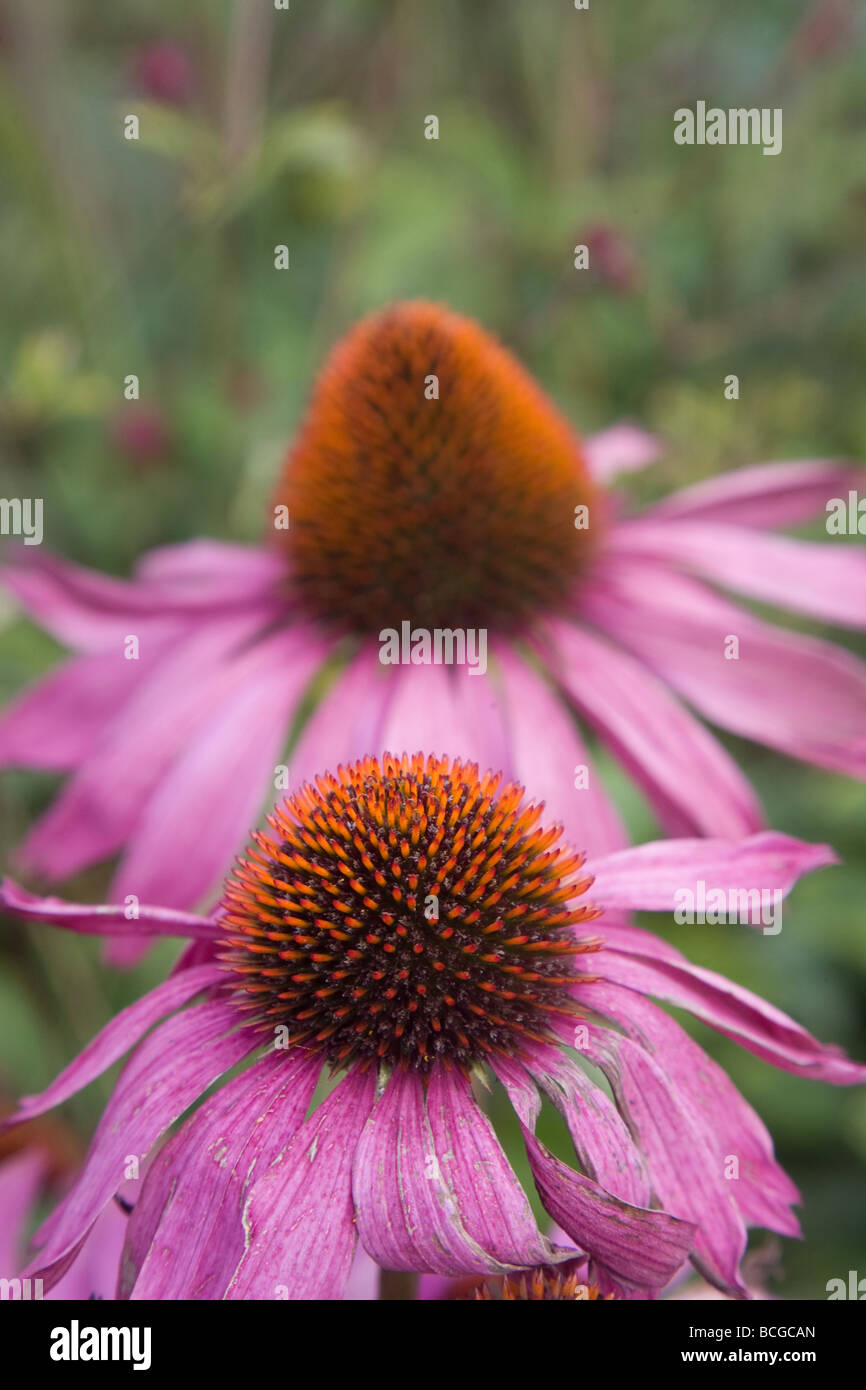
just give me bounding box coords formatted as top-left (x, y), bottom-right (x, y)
top-left (129, 41), bottom-right (196, 108)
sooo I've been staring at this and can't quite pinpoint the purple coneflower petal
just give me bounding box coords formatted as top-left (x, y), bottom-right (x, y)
top-left (516, 1041), bottom-right (651, 1206)
top-left (48, 1199), bottom-right (128, 1301)
top-left (584, 831), bottom-right (835, 913)
top-left (0, 1150), bottom-right (46, 1273)
top-left (225, 1067), bottom-right (377, 1301)
top-left (582, 424), bottom-right (662, 482)
top-left (109, 627), bottom-right (326, 927)
top-left (488, 1052), bottom-right (542, 1124)
top-left (1, 964), bottom-right (222, 1128)
top-left (644, 459), bottom-right (864, 529)
top-left (286, 646), bottom-right (392, 791)
top-left (343, 1244), bottom-right (381, 1301)
top-left (574, 984), bottom-right (801, 1237)
top-left (124, 1048), bottom-right (321, 1299)
top-left (595, 945), bottom-right (866, 1084)
top-left (134, 539), bottom-right (286, 604)
top-left (583, 559), bottom-right (866, 779)
top-left (353, 1066), bottom-right (556, 1276)
top-left (545, 620), bottom-right (763, 837)
top-left (521, 1128), bottom-right (697, 1291)
top-left (3, 550), bottom-right (187, 651)
top-left (17, 613), bottom-right (274, 881)
top-left (583, 1024), bottom-right (748, 1295)
top-left (610, 519), bottom-right (866, 629)
top-left (497, 647), bottom-right (627, 856)
top-left (0, 652), bottom-right (145, 771)
top-left (492, 1053), bottom-right (696, 1288)
top-left (379, 663), bottom-right (510, 773)
top-left (26, 1000), bottom-right (251, 1291)
top-left (425, 1067), bottom-right (565, 1268)
top-left (0, 877), bottom-right (214, 939)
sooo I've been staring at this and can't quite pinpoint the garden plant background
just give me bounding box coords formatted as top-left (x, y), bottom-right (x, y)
top-left (0, 0), bottom-right (864, 1298)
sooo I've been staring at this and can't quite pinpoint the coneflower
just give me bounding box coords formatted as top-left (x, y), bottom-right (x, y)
top-left (468, 1263), bottom-right (611, 1301)
top-left (2, 303), bottom-right (864, 960)
top-left (1, 754), bottom-right (862, 1300)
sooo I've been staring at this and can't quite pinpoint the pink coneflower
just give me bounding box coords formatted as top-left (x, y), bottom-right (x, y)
top-left (2, 302), bottom-right (864, 957)
top-left (580, 223), bottom-right (641, 293)
top-left (110, 403), bottom-right (172, 468)
top-left (129, 41), bottom-right (195, 107)
top-left (1, 754), bottom-right (862, 1300)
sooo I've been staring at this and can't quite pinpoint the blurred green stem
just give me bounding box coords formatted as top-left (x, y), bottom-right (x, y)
top-left (224, 0), bottom-right (274, 169)
top-left (379, 1269), bottom-right (419, 1301)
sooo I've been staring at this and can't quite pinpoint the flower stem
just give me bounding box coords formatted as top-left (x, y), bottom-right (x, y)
top-left (378, 1269), bottom-right (419, 1301)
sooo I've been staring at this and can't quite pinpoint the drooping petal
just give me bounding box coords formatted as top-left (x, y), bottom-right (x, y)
top-left (16, 612), bottom-right (276, 881)
top-left (566, 983), bottom-right (801, 1238)
top-left (497, 647), bottom-right (627, 857)
top-left (0, 652), bottom-right (145, 771)
top-left (124, 1047), bottom-right (321, 1299)
top-left (25, 1000), bottom-right (252, 1290)
top-left (225, 1067), bottom-right (377, 1301)
top-left (595, 944), bottom-right (866, 1084)
top-left (522, 1128), bottom-right (696, 1290)
top-left (582, 558), bottom-right (866, 780)
top-left (353, 1066), bottom-right (555, 1276)
top-left (426, 1067), bottom-right (566, 1269)
top-left (578, 1023), bottom-right (748, 1295)
top-left (492, 1061), bottom-right (695, 1289)
top-left (584, 831), bottom-right (835, 914)
top-left (1, 964), bottom-right (223, 1128)
top-left (0, 878), bottom-right (214, 940)
top-left (489, 1053), bottom-right (541, 1127)
top-left (517, 1041), bottom-right (651, 1207)
top-left (2, 550), bottom-right (187, 652)
top-left (582, 424), bottom-right (662, 483)
top-left (609, 519), bottom-right (866, 629)
top-left (644, 459), bottom-right (864, 529)
top-left (109, 626), bottom-right (327, 923)
top-left (545, 619), bottom-right (763, 837)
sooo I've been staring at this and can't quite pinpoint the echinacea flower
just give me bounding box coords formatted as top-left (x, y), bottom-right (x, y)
top-left (129, 41), bottom-right (195, 107)
top-left (469, 1262), bottom-right (611, 1301)
top-left (3, 302), bottom-right (865, 960)
top-left (1, 753), bottom-right (862, 1301)
top-left (405, 1224), bottom-right (780, 1302)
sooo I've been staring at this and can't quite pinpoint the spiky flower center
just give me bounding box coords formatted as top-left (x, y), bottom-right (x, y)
top-left (219, 753), bottom-right (601, 1072)
top-left (470, 1265), bottom-right (611, 1301)
top-left (275, 302), bottom-right (598, 635)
